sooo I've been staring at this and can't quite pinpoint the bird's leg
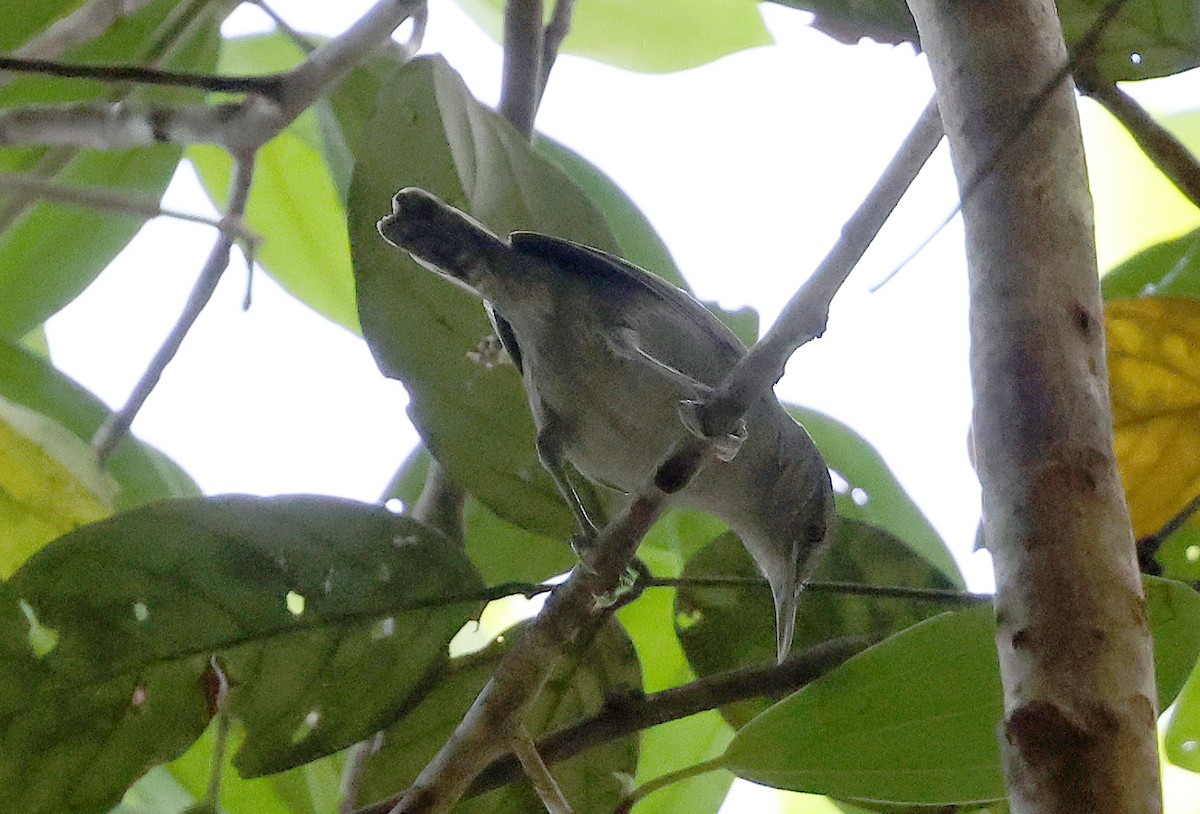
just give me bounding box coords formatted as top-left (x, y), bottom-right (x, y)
top-left (607, 327), bottom-right (747, 461)
top-left (535, 416), bottom-right (607, 554)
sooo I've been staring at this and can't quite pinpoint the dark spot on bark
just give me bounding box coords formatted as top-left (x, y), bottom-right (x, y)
top-left (1072, 300), bottom-right (1093, 335)
top-left (1011, 628), bottom-right (1030, 650)
top-left (148, 107), bottom-right (171, 142)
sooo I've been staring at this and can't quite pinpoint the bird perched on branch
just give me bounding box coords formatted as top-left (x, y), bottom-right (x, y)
top-left (378, 188), bottom-right (835, 662)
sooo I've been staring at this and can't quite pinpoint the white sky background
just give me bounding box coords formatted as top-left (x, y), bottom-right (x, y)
top-left (38, 1), bottom-right (1200, 811)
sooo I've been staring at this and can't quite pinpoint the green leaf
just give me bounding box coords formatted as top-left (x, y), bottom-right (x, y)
top-left (1101, 226), bottom-right (1200, 300)
top-left (0, 336), bottom-right (197, 508)
top-left (356, 618), bottom-right (641, 813)
top-left (676, 520), bottom-right (956, 725)
top-left (0, 495), bottom-right (483, 813)
top-left (1165, 657), bottom-right (1200, 771)
top-left (0, 395), bottom-right (117, 578)
top-left (452, 0), bottom-right (773, 73)
top-left (790, 406), bottom-right (960, 585)
top-left (383, 446), bottom-right (576, 586)
top-left (0, 0), bottom-right (227, 337)
top-left (349, 55), bottom-right (621, 538)
top-left (765, 0), bottom-right (918, 46)
top-left (723, 577), bottom-right (1200, 804)
top-left (535, 137), bottom-right (686, 289)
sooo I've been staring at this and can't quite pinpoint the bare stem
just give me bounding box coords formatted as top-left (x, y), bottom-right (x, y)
top-left (498, 0), bottom-right (544, 139)
top-left (539, 0), bottom-right (576, 95)
top-left (511, 725), bottom-right (574, 814)
top-left (92, 153), bottom-right (256, 464)
top-left (1076, 71), bottom-right (1200, 209)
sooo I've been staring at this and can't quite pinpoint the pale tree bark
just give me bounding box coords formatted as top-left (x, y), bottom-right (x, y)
top-left (904, 1), bottom-right (1160, 812)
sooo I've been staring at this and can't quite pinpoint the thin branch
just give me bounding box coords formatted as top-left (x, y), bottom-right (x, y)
top-left (646, 575), bottom-right (990, 605)
top-left (92, 152), bottom-right (256, 464)
top-left (0, 169), bottom-right (258, 244)
top-left (696, 95), bottom-right (944, 436)
top-left (1076, 71), bottom-right (1200, 209)
top-left (0, 0), bottom-right (426, 153)
top-left (10, 0), bottom-right (158, 62)
top-left (614, 757), bottom-right (726, 814)
top-left (498, 0), bottom-right (544, 139)
top-left (539, 0), bottom-right (576, 95)
top-left (412, 460), bottom-right (467, 548)
top-left (354, 636), bottom-right (869, 814)
top-left (0, 55), bottom-right (288, 99)
top-left (511, 725), bottom-right (574, 814)
top-left (251, 0), bottom-right (322, 53)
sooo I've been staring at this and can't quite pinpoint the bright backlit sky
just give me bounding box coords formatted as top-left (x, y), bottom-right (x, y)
top-left (40, 1), bottom-right (1200, 811)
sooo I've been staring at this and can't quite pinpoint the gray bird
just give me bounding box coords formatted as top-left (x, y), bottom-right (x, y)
top-left (377, 188), bottom-right (835, 661)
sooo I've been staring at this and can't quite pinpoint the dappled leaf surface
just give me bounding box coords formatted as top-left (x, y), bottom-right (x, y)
top-left (0, 0), bottom-right (227, 337)
top-left (451, 0), bottom-right (772, 73)
top-left (1107, 297), bottom-right (1200, 538)
top-left (723, 577), bottom-right (1200, 804)
top-left (356, 618), bottom-right (641, 813)
top-left (676, 520), bottom-right (957, 726)
top-left (0, 336), bottom-right (197, 508)
top-left (0, 396), bottom-right (116, 578)
top-left (0, 495), bottom-right (482, 813)
top-left (1102, 227), bottom-right (1200, 300)
top-left (789, 406), bottom-right (960, 584)
top-left (348, 55), bottom-right (620, 537)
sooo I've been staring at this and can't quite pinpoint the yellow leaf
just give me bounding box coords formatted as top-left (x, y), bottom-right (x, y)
top-left (1107, 297), bottom-right (1200, 538)
top-left (0, 396), bottom-right (117, 577)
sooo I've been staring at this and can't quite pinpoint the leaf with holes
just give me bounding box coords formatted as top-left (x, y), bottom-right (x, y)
top-left (348, 55), bottom-right (621, 538)
top-left (356, 617), bottom-right (641, 813)
top-left (0, 495), bottom-right (482, 814)
top-left (676, 520), bottom-right (958, 726)
top-left (788, 405), bottom-right (960, 584)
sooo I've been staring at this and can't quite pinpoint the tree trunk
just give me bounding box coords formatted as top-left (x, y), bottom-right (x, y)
top-left (904, 1), bottom-right (1161, 812)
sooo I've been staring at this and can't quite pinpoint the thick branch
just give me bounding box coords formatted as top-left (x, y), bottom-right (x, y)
top-left (905, 1), bottom-right (1159, 812)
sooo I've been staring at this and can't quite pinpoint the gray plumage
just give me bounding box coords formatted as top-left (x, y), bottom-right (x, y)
top-left (378, 188), bottom-right (835, 661)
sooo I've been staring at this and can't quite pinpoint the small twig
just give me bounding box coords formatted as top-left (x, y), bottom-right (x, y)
top-left (614, 757), bottom-right (726, 814)
top-left (498, 0), bottom-right (544, 139)
top-left (1076, 71), bottom-right (1200, 209)
top-left (92, 152), bottom-right (256, 464)
top-left (512, 724), bottom-right (574, 814)
top-left (0, 169), bottom-right (258, 244)
top-left (203, 656), bottom-right (232, 808)
top-left (539, 0), bottom-right (577, 96)
top-left (251, 0), bottom-right (321, 53)
top-left (0, 55), bottom-right (288, 99)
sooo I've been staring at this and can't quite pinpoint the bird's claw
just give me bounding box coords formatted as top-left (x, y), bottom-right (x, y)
top-left (677, 399), bottom-right (747, 462)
